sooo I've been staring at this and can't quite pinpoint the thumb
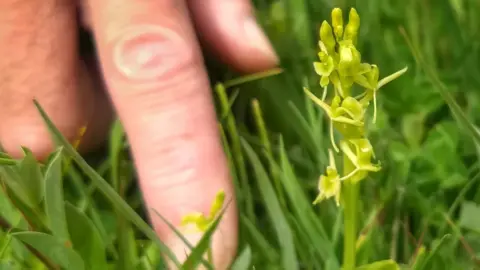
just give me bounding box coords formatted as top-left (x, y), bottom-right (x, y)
top-left (85, 0), bottom-right (238, 268)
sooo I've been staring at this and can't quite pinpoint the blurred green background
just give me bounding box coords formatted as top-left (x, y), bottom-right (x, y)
top-left (1, 0), bottom-right (480, 269)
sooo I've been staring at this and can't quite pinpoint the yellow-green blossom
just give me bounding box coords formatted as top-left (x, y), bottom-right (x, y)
top-left (339, 139), bottom-right (381, 183)
top-left (314, 52), bottom-right (335, 87)
top-left (180, 189), bottom-right (225, 233)
top-left (313, 150), bottom-right (341, 206)
top-left (337, 41), bottom-right (361, 77)
top-left (304, 87), bottom-right (365, 151)
top-left (359, 66), bottom-right (409, 123)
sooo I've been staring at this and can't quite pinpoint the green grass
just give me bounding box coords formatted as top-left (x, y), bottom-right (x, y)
top-left (2, 0), bottom-right (480, 269)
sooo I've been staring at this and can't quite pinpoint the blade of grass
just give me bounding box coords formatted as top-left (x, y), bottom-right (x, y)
top-left (0, 158), bottom-right (15, 166)
top-left (240, 214), bottom-right (278, 262)
top-left (109, 118), bottom-right (125, 191)
top-left (230, 245), bottom-right (252, 270)
top-left (252, 99), bottom-right (286, 207)
top-left (288, 101), bottom-right (321, 156)
top-left (439, 170), bottom-right (480, 235)
top-left (180, 200), bottom-right (232, 270)
top-left (218, 124), bottom-right (241, 208)
top-left (215, 83), bottom-right (253, 222)
top-left (33, 99), bottom-right (181, 267)
top-left (275, 136), bottom-right (338, 267)
top-left (413, 234), bottom-right (451, 270)
top-left (241, 138), bottom-right (298, 270)
top-left (108, 119), bottom-right (138, 270)
top-left (399, 26), bottom-right (480, 145)
top-left (223, 68), bottom-right (283, 88)
top-left (219, 88), bottom-right (241, 123)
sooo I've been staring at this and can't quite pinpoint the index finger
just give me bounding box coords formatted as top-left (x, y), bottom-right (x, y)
top-left (85, 0), bottom-right (237, 267)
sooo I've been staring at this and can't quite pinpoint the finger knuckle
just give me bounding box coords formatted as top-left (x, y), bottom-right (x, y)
top-left (0, 126), bottom-right (54, 159)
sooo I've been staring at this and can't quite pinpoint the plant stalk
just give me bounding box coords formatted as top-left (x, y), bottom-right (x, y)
top-left (342, 154), bottom-right (358, 270)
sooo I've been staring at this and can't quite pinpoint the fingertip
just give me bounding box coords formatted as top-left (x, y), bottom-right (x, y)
top-left (189, 0), bottom-right (279, 73)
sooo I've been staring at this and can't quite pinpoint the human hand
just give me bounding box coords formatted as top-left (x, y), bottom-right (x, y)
top-left (0, 0), bottom-right (278, 268)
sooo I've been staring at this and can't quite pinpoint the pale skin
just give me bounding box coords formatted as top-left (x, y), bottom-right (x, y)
top-left (0, 0), bottom-right (278, 268)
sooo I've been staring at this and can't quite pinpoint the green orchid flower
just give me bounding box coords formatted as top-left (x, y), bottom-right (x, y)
top-left (358, 65), bottom-right (409, 123)
top-left (339, 139), bottom-right (381, 183)
top-left (314, 52), bottom-right (335, 88)
top-left (304, 87), bottom-right (365, 151)
top-left (313, 149), bottom-right (341, 206)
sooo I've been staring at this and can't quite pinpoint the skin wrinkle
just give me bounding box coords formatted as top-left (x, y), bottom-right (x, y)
top-left (112, 65), bottom-right (206, 115)
top-left (133, 100), bottom-right (213, 188)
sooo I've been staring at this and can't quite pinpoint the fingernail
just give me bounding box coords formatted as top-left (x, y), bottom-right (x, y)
top-left (243, 17), bottom-right (279, 63)
top-left (112, 25), bottom-right (193, 81)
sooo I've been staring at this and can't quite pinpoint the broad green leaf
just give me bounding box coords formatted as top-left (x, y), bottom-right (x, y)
top-left (0, 166), bottom-right (33, 209)
top-left (33, 100), bottom-right (180, 267)
top-left (0, 232), bottom-right (12, 259)
top-left (0, 183), bottom-right (27, 230)
top-left (401, 113), bottom-right (425, 148)
top-left (389, 141), bottom-right (411, 162)
top-left (44, 147), bottom-right (70, 241)
top-left (12, 231), bottom-right (85, 270)
top-left (242, 138), bottom-right (298, 270)
top-left (422, 121), bottom-right (459, 162)
top-left (18, 147), bottom-right (44, 206)
top-left (421, 121), bottom-right (468, 189)
top-left (65, 202), bottom-right (108, 270)
top-left (459, 201), bottom-right (480, 233)
top-left (356, 259), bottom-right (400, 270)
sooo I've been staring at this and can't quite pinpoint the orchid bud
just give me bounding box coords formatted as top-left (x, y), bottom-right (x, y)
top-left (331, 8), bottom-right (344, 40)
